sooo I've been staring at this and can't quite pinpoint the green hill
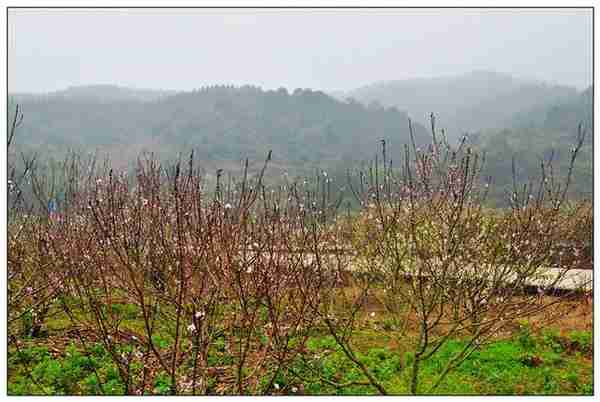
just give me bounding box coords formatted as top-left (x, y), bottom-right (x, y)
top-left (471, 86), bottom-right (592, 205)
top-left (341, 71), bottom-right (578, 138)
top-left (9, 85), bottom-right (430, 176)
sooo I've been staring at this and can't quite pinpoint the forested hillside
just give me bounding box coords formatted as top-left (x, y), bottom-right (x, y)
top-left (9, 80), bottom-right (591, 206)
top-left (471, 86), bottom-right (592, 204)
top-left (9, 85), bottom-right (430, 176)
top-left (341, 71), bottom-right (578, 137)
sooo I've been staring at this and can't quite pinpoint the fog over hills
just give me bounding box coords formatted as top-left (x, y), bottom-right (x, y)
top-left (8, 70), bottom-right (591, 204)
top-left (338, 71), bottom-right (579, 138)
top-left (10, 84), bottom-right (179, 103)
top-left (8, 84), bottom-right (430, 175)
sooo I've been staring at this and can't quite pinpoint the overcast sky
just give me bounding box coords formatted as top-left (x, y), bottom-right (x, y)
top-left (8, 8), bottom-right (593, 93)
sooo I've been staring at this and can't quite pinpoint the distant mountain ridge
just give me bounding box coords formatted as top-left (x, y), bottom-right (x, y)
top-left (9, 84), bottom-right (430, 174)
top-left (8, 79), bottom-right (591, 204)
top-left (339, 71), bottom-right (579, 138)
top-left (510, 85), bottom-right (592, 133)
top-left (470, 84), bottom-right (592, 205)
top-left (10, 84), bottom-right (179, 103)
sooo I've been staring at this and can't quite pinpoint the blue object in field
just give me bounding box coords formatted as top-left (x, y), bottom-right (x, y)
top-left (48, 199), bottom-right (58, 214)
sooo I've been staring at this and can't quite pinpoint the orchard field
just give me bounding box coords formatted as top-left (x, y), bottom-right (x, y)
top-left (8, 110), bottom-right (593, 395)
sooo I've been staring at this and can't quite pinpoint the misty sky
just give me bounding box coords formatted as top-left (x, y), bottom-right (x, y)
top-left (8, 8), bottom-right (593, 93)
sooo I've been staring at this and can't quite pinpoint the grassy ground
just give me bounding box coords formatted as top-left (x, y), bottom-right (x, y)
top-left (289, 326), bottom-right (592, 395)
top-left (8, 295), bottom-right (592, 395)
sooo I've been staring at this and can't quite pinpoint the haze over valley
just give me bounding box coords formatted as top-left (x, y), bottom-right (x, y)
top-left (9, 69), bottom-right (592, 204)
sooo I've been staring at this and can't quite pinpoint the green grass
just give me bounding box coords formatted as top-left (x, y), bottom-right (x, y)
top-left (9, 320), bottom-right (592, 395)
top-left (8, 343), bottom-right (126, 395)
top-left (285, 327), bottom-right (593, 395)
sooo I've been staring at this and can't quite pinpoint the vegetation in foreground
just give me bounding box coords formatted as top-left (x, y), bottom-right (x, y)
top-left (8, 303), bottom-right (593, 395)
top-left (8, 106), bottom-right (592, 395)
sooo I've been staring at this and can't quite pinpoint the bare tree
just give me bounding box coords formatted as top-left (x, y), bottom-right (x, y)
top-left (342, 116), bottom-right (590, 394)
